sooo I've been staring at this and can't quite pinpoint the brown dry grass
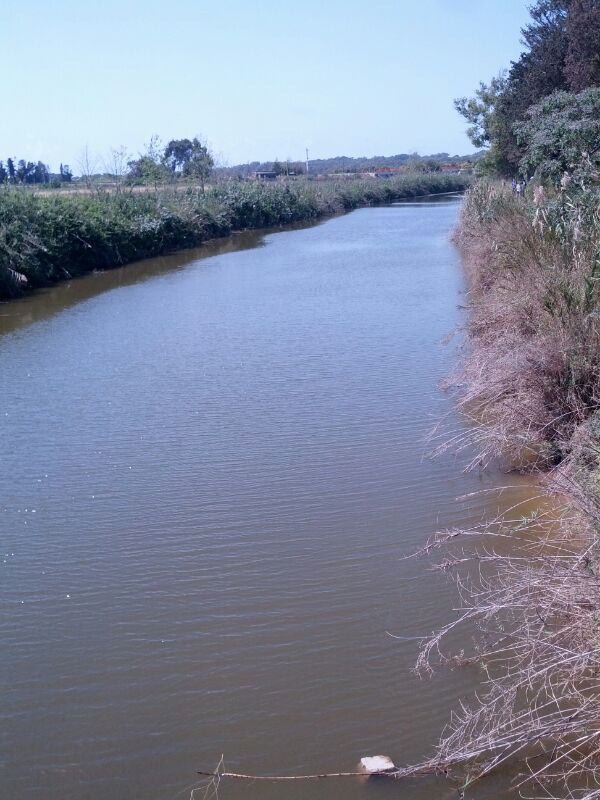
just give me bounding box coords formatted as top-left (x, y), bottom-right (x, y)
top-left (451, 182), bottom-right (600, 470)
top-left (412, 181), bottom-right (600, 798)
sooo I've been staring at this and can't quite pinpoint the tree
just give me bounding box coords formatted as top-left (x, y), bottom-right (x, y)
top-left (126, 135), bottom-right (170, 188)
top-left (78, 146), bottom-right (99, 189)
top-left (126, 155), bottom-right (165, 186)
top-left (16, 160), bottom-right (38, 184)
top-left (515, 87), bottom-right (600, 184)
top-left (6, 158), bottom-right (15, 184)
top-left (0, 162), bottom-right (6, 184)
top-left (163, 137), bottom-right (214, 191)
top-left (33, 161), bottom-right (49, 184)
top-left (454, 74), bottom-right (509, 149)
top-left (455, 0), bottom-right (572, 175)
top-left (407, 157), bottom-right (442, 173)
top-left (163, 138), bottom-right (195, 172)
top-left (454, 74), bottom-right (519, 174)
top-left (181, 138), bottom-right (214, 192)
top-left (565, 0), bottom-right (600, 90)
top-left (103, 147), bottom-right (129, 191)
top-left (59, 163), bottom-right (73, 183)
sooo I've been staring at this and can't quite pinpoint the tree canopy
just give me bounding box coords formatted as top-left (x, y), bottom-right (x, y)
top-left (456, 0), bottom-right (600, 175)
top-left (127, 136), bottom-right (214, 190)
top-left (515, 87), bottom-right (600, 184)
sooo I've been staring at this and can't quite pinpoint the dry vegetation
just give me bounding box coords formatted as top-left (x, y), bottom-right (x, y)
top-left (415, 181), bottom-right (600, 798)
top-left (453, 181), bottom-right (600, 469)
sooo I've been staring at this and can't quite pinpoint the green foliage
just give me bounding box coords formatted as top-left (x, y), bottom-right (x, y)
top-left (565, 0), bottom-right (600, 91)
top-left (515, 88), bottom-right (600, 183)
top-left (59, 163), bottom-right (73, 183)
top-left (126, 154), bottom-right (170, 186)
top-left (454, 74), bottom-right (509, 149)
top-left (164, 137), bottom-right (214, 189)
top-left (0, 173), bottom-right (471, 300)
top-left (126, 135), bottom-right (170, 187)
top-left (219, 152), bottom-right (480, 178)
top-left (127, 135), bottom-right (214, 191)
top-left (406, 157), bottom-right (442, 173)
top-left (456, 0), bottom-right (600, 176)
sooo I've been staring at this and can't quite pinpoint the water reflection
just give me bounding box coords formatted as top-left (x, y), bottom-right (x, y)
top-left (0, 221), bottom-right (321, 337)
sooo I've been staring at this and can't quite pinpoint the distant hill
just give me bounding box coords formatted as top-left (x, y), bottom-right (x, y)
top-left (216, 151), bottom-right (485, 177)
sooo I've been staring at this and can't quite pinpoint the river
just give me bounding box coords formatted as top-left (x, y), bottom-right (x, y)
top-left (1, 196), bottom-right (538, 800)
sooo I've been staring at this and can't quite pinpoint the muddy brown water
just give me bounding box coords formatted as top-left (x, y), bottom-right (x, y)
top-left (1, 197), bottom-right (540, 800)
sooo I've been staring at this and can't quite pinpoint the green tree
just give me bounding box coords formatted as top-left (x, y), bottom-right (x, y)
top-left (33, 161), bottom-right (49, 184)
top-left (454, 74), bottom-right (508, 149)
top-left (181, 139), bottom-right (214, 192)
top-left (409, 158), bottom-right (442, 173)
top-left (515, 87), bottom-right (600, 185)
top-left (455, 0), bottom-right (572, 175)
top-left (127, 136), bottom-right (170, 188)
top-left (163, 138), bottom-right (195, 172)
top-left (565, 0), bottom-right (600, 90)
top-left (454, 74), bottom-right (518, 174)
top-left (163, 136), bottom-right (214, 191)
top-left (6, 158), bottom-right (15, 184)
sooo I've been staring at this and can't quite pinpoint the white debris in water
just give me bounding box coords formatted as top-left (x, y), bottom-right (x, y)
top-left (360, 755), bottom-right (396, 774)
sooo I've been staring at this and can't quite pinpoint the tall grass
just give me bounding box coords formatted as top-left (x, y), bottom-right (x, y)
top-left (413, 179), bottom-right (600, 799)
top-left (452, 179), bottom-right (600, 468)
top-left (0, 173), bottom-right (470, 300)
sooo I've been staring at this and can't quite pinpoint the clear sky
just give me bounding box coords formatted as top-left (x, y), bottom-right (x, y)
top-left (2, 0), bottom-right (532, 172)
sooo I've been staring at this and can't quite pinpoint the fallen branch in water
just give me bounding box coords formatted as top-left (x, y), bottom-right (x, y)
top-left (197, 769), bottom-right (366, 780)
top-left (197, 762), bottom-right (445, 781)
top-left (191, 758), bottom-right (459, 800)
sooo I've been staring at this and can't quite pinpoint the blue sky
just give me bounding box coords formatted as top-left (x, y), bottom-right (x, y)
top-left (3, 0), bottom-right (532, 171)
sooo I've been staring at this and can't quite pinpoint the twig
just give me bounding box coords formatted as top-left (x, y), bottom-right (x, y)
top-left (197, 764), bottom-right (441, 781)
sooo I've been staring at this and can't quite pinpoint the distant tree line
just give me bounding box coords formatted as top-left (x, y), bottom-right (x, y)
top-left (216, 151), bottom-right (481, 178)
top-left (0, 158), bottom-right (73, 185)
top-left (456, 0), bottom-right (600, 176)
top-left (0, 136), bottom-right (214, 191)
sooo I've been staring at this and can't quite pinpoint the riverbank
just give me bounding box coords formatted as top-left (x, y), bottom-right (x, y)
top-left (0, 173), bottom-right (471, 301)
top-left (421, 180), bottom-right (600, 796)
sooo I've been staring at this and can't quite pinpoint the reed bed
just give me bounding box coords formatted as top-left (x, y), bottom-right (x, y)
top-left (0, 173), bottom-right (470, 300)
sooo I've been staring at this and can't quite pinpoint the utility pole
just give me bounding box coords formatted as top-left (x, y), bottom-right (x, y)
top-left (305, 148), bottom-right (309, 174)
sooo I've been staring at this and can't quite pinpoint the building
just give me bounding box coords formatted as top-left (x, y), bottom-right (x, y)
top-left (252, 171), bottom-right (277, 181)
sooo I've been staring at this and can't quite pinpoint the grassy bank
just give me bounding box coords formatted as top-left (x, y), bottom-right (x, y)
top-left (417, 180), bottom-right (600, 797)
top-left (0, 173), bottom-right (470, 301)
top-left (454, 180), bottom-right (600, 467)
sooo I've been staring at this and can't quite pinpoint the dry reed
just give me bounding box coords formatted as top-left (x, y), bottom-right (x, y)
top-left (416, 181), bottom-right (600, 798)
